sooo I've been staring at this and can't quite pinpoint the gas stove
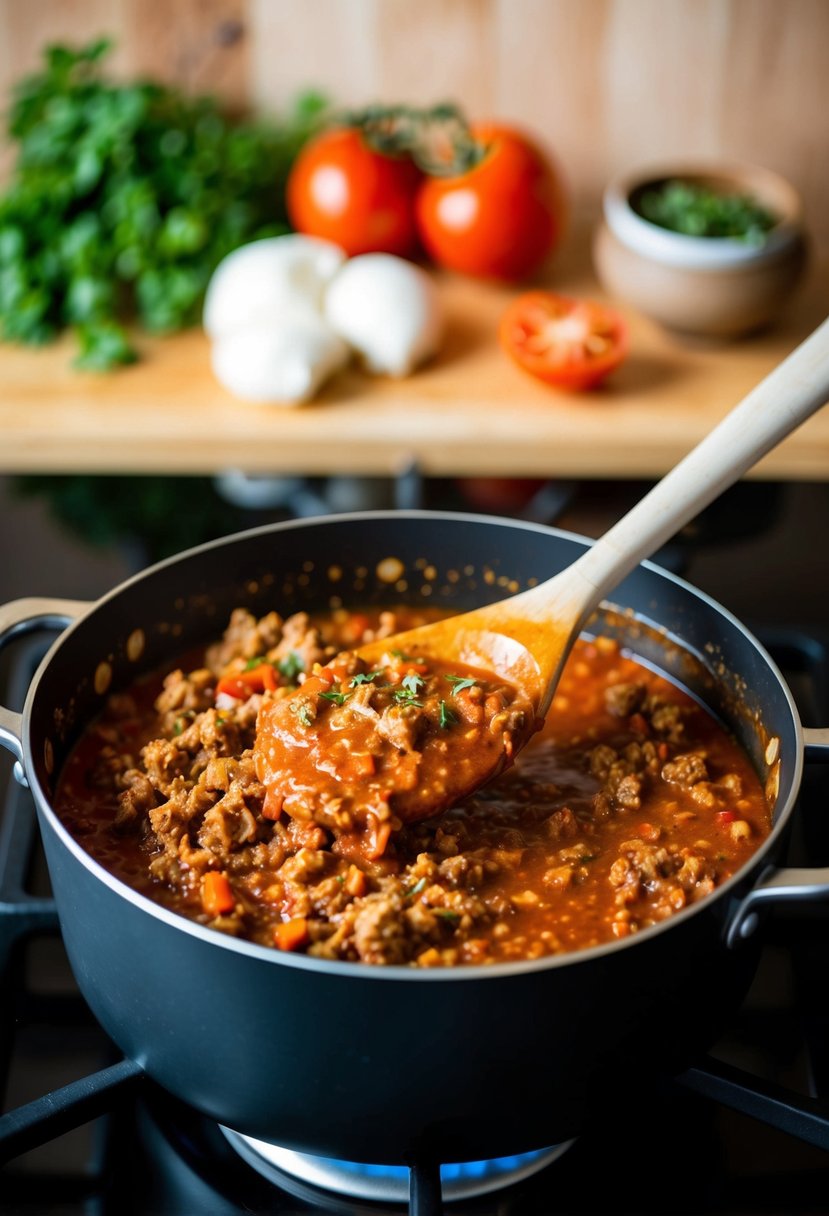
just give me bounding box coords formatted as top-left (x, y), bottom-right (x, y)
top-left (2, 480), bottom-right (829, 1214)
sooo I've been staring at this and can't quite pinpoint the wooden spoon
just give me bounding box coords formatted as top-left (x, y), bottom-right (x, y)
top-left (356, 316), bottom-right (829, 818)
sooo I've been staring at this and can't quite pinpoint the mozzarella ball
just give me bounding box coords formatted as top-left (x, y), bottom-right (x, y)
top-left (211, 318), bottom-right (349, 405)
top-left (204, 234), bottom-right (346, 340)
top-left (324, 254), bottom-right (443, 377)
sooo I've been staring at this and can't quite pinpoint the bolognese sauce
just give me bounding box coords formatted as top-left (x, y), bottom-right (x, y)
top-left (54, 605), bottom-right (772, 966)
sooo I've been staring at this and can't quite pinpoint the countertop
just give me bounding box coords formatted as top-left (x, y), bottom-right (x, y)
top-left (1, 234), bottom-right (828, 479)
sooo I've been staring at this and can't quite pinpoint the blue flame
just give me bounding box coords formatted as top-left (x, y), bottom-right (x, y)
top-left (335, 1147), bottom-right (550, 1183)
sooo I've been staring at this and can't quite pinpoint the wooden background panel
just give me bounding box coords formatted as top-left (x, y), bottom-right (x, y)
top-left (0, 0), bottom-right (828, 247)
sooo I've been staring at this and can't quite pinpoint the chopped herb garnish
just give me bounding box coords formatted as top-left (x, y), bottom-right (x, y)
top-left (390, 648), bottom-right (412, 660)
top-left (350, 670), bottom-right (384, 687)
top-left (297, 704), bottom-right (314, 727)
top-left (401, 672), bottom-right (425, 695)
top-left (244, 655), bottom-right (267, 671)
top-left (393, 689), bottom-right (424, 708)
top-left (173, 718), bottom-right (185, 736)
top-left (277, 650), bottom-right (305, 681)
top-left (319, 690), bottom-right (352, 707)
top-left (436, 909), bottom-right (460, 923)
top-left (445, 674), bottom-right (478, 696)
top-left (438, 700), bottom-right (458, 729)
top-left (405, 877), bottom-right (427, 898)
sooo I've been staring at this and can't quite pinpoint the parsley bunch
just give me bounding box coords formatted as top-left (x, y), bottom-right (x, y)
top-left (0, 39), bottom-right (326, 368)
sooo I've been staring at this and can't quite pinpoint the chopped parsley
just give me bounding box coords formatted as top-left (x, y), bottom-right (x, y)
top-left (243, 654), bottom-right (266, 671)
top-left (401, 672), bottom-right (425, 695)
top-left (319, 689), bottom-right (352, 707)
top-left (277, 650), bottom-right (305, 681)
top-left (405, 877), bottom-right (427, 898)
top-left (390, 648), bottom-right (413, 660)
top-left (438, 700), bottom-right (458, 729)
top-left (297, 704), bottom-right (314, 727)
top-left (350, 670), bottom-right (384, 687)
top-left (393, 688), bottom-right (424, 708)
top-left (445, 674), bottom-right (478, 696)
top-left (435, 908), bottom-right (460, 923)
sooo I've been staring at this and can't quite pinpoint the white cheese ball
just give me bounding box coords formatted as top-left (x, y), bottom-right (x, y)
top-left (324, 254), bottom-right (443, 377)
top-left (204, 234), bottom-right (346, 340)
top-left (211, 318), bottom-right (349, 405)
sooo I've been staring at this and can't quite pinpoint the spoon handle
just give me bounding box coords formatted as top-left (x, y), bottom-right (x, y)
top-left (571, 314), bottom-right (829, 605)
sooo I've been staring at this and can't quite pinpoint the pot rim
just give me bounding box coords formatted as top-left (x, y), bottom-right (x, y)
top-left (22, 509), bottom-right (805, 983)
top-left (602, 160), bottom-right (804, 271)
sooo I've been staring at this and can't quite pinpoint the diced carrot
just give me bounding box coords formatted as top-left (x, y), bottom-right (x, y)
top-left (717, 810), bottom-right (737, 825)
top-left (274, 917), bottom-right (309, 952)
top-left (629, 713), bottom-right (650, 736)
top-left (658, 742), bottom-right (670, 761)
top-left (365, 820), bottom-right (392, 861)
top-left (216, 662), bottom-right (277, 700)
top-left (261, 790), bottom-right (284, 821)
top-left (202, 871), bottom-right (235, 917)
top-left (344, 864), bottom-right (367, 897)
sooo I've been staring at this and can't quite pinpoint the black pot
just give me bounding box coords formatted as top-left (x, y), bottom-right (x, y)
top-left (1, 512), bottom-right (827, 1164)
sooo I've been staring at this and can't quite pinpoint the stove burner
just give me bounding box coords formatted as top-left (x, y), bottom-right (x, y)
top-left (220, 1128), bottom-right (573, 1204)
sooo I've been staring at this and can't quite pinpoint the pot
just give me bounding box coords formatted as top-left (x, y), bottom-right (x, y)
top-left (1, 511), bottom-right (828, 1165)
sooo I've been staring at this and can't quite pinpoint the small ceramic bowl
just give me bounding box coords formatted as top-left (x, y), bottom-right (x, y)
top-left (593, 163), bottom-right (808, 337)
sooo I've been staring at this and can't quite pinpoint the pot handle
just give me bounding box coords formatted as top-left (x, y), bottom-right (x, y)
top-left (0, 597), bottom-right (89, 764)
top-left (726, 728), bottom-right (829, 947)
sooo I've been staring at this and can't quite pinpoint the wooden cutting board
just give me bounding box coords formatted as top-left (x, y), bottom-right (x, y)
top-left (1, 233), bottom-right (828, 479)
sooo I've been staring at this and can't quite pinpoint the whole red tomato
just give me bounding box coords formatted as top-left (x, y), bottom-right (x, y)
top-left (286, 126), bottom-right (421, 258)
top-left (415, 122), bottom-right (566, 280)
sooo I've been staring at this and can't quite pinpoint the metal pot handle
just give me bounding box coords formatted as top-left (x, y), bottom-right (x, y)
top-left (726, 726), bottom-right (829, 948)
top-left (0, 597), bottom-right (89, 764)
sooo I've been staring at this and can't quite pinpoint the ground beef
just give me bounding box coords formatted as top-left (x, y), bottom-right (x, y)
top-left (55, 610), bottom-right (772, 967)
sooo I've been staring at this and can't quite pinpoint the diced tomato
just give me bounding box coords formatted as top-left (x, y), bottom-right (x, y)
top-left (274, 917), bottom-right (310, 952)
top-left (717, 810), bottom-right (738, 825)
top-left (629, 713), bottom-right (650, 736)
top-left (201, 871), bottom-right (235, 917)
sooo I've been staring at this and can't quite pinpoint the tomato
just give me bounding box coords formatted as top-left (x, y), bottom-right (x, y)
top-left (415, 123), bottom-right (565, 280)
top-left (498, 292), bottom-right (628, 390)
top-left (286, 126), bottom-right (421, 257)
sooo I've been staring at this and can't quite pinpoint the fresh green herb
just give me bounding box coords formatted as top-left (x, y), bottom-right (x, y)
top-left (0, 39), bottom-right (328, 366)
top-left (405, 877), bottom-right (427, 898)
top-left (173, 717), bottom-right (185, 736)
top-left (636, 179), bottom-right (777, 244)
top-left (319, 689), bottom-right (352, 707)
top-left (445, 674), bottom-right (478, 696)
top-left (438, 700), bottom-right (458, 729)
top-left (435, 908), bottom-right (460, 923)
top-left (401, 672), bottom-right (425, 695)
top-left (350, 670), bottom-right (383, 687)
top-left (277, 650), bottom-right (305, 681)
top-left (244, 655), bottom-right (267, 671)
top-left (297, 704), bottom-right (314, 728)
top-left (390, 648), bottom-right (413, 660)
top-left (393, 688), bottom-right (424, 708)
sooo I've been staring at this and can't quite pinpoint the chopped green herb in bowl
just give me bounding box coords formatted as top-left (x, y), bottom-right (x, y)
top-left (635, 178), bottom-right (778, 244)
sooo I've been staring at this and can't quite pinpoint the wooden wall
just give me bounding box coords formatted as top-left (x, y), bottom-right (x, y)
top-left (1, 0), bottom-right (828, 249)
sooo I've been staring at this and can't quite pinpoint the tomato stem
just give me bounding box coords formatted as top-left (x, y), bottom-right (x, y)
top-left (335, 102), bottom-right (487, 176)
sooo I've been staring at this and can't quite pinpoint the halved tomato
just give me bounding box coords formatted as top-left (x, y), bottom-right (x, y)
top-left (499, 292), bottom-right (628, 390)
